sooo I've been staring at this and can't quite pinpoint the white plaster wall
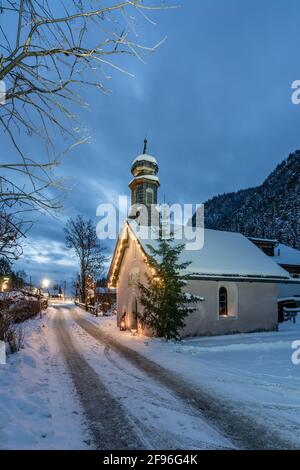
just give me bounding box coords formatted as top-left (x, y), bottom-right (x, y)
top-left (182, 280), bottom-right (278, 337)
top-left (116, 232), bottom-right (149, 333)
top-left (115, 234), bottom-right (278, 337)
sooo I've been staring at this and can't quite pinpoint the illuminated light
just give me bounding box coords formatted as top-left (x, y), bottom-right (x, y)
top-left (1, 277), bottom-right (10, 292)
top-left (41, 278), bottom-right (50, 289)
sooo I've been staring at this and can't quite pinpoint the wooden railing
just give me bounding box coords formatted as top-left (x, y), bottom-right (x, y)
top-left (283, 307), bottom-right (299, 323)
top-left (75, 300), bottom-right (99, 316)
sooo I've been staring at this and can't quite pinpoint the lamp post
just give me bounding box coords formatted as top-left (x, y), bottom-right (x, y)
top-left (41, 278), bottom-right (50, 290)
top-left (1, 277), bottom-right (10, 292)
top-left (40, 278), bottom-right (50, 315)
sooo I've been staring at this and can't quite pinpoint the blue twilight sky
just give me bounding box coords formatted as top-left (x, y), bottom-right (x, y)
top-left (4, 0), bottom-right (300, 290)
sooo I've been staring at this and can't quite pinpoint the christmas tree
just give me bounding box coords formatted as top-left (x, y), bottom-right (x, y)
top-left (138, 236), bottom-right (200, 340)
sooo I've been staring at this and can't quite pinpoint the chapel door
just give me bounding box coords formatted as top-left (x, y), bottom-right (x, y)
top-left (131, 299), bottom-right (138, 330)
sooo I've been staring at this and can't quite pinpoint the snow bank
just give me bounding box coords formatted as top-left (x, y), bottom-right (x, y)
top-left (173, 339), bottom-right (292, 355)
top-left (0, 311), bottom-right (88, 450)
top-left (0, 290), bottom-right (38, 303)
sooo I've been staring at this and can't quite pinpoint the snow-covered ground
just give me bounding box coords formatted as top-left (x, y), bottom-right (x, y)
top-left (1, 304), bottom-right (299, 449)
top-left (83, 310), bottom-right (300, 447)
top-left (0, 311), bottom-right (90, 450)
top-left (57, 306), bottom-right (234, 449)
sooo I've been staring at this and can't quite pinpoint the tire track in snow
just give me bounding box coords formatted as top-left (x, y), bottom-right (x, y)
top-left (69, 307), bottom-right (297, 450)
top-left (58, 307), bottom-right (232, 450)
top-left (104, 345), bottom-right (144, 382)
top-left (53, 310), bottom-right (144, 450)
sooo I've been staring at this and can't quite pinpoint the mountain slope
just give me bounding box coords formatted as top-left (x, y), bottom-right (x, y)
top-left (193, 150), bottom-right (300, 249)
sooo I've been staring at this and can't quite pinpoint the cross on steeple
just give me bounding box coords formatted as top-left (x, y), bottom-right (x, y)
top-left (143, 138), bottom-right (148, 154)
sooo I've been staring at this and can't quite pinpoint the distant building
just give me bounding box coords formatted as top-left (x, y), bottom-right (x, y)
top-left (95, 287), bottom-right (117, 304)
top-left (248, 237), bottom-right (300, 298)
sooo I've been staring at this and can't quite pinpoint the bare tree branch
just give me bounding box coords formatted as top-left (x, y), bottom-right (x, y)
top-left (64, 215), bottom-right (106, 303)
top-left (0, 0), bottom-right (170, 234)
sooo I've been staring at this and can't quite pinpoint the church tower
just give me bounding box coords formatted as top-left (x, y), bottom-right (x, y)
top-left (129, 139), bottom-right (160, 225)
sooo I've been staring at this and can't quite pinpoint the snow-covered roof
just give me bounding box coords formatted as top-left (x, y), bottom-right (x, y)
top-left (278, 296), bottom-right (300, 302)
top-left (96, 287), bottom-right (116, 294)
top-left (132, 154), bottom-right (157, 165)
top-left (129, 174), bottom-right (160, 186)
top-left (249, 237), bottom-right (278, 244)
top-left (0, 290), bottom-right (39, 302)
top-left (128, 222), bottom-right (290, 280)
top-left (273, 244), bottom-right (300, 266)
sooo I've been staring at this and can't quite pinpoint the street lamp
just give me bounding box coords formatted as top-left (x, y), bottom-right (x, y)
top-left (1, 277), bottom-right (10, 292)
top-left (41, 278), bottom-right (50, 290)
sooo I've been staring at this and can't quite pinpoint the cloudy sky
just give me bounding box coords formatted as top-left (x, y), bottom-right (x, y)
top-left (5, 0), bottom-right (300, 291)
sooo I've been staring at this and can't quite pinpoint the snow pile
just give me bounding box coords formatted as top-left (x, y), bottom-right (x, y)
top-left (0, 317), bottom-right (53, 449)
top-left (0, 290), bottom-right (38, 303)
top-left (0, 312), bottom-right (88, 450)
top-left (173, 339), bottom-right (292, 355)
top-left (0, 290), bottom-right (42, 325)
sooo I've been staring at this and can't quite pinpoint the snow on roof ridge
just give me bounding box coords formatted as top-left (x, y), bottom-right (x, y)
top-left (127, 221), bottom-right (290, 280)
top-left (278, 296), bottom-right (300, 302)
top-left (249, 236), bottom-right (279, 243)
top-left (132, 154), bottom-right (157, 165)
top-left (129, 174), bottom-right (159, 186)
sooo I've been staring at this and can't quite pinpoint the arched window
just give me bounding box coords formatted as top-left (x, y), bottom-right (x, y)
top-left (219, 287), bottom-right (228, 316)
top-left (146, 188), bottom-right (154, 205)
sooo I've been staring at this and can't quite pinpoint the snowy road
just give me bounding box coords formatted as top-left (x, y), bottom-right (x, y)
top-left (54, 305), bottom-right (296, 450)
top-left (1, 305), bottom-right (298, 449)
top-left (53, 310), bottom-right (143, 450)
top-left (53, 306), bottom-right (233, 450)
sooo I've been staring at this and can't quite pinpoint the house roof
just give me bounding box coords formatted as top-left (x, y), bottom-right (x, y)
top-left (273, 243), bottom-right (300, 267)
top-left (248, 237), bottom-right (278, 244)
top-left (178, 229), bottom-right (290, 279)
top-left (108, 222), bottom-right (291, 286)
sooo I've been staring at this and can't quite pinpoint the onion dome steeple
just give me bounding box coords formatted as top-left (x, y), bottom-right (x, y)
top-left (129, 139), bottom-right (160, 225)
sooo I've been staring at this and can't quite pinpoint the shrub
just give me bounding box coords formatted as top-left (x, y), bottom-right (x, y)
top-left (5, 322), bottom-right (25, 353)
top-left (0, 311), bottom-right (25, 353)
top-left (0, 290), bottom-right (41, 354)
top-left (9, 299), bottom-right (40, 323)
top-left (0, 311), bottom-right (10, 341)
